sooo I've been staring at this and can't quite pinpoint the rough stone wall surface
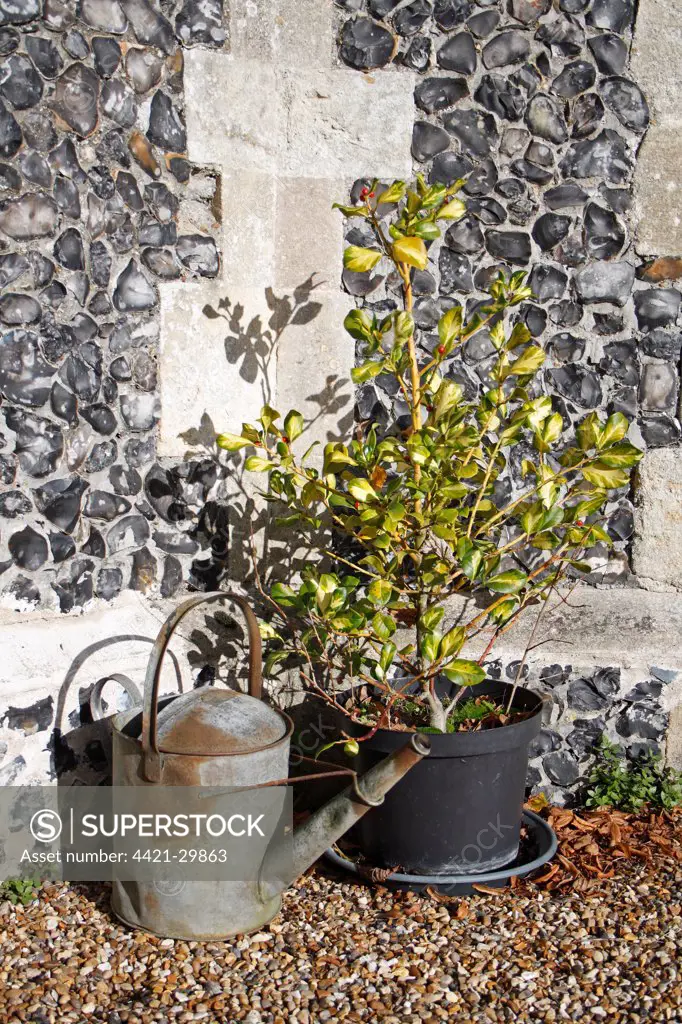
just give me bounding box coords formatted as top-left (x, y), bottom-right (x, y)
top-left (0, 0), bottom-right (681, 798)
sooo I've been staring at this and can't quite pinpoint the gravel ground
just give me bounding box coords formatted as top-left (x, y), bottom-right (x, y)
top-left (0, 857), bottom-right (680, 1024)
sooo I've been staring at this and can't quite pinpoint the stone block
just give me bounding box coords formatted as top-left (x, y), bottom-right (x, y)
top-left (158, 281), bottom-right (277, 457)
top-left (221, 170), bottom-right (277, 289)
top-left (632, 448), bottom-right (682, 587)
top-left (274, 0), bottom-right (333, 67)
top-left (283, 66), bottom-right (415, 179)
top-left (183, 51), bottom-right (283, 174)
top-left (634, 127), bottom-right (682, 256)
top-left (631, 0), bottom-right (682, 126)
top-left (666, 703), bottom-right (682, 770)
top-left (276, 289), bottom-right (355, 453)
top-left (274, 178), bottom-right (344, 290)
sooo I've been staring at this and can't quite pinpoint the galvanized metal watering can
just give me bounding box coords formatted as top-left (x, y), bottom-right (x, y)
top-left (90, 592), bottom-right (430, 939)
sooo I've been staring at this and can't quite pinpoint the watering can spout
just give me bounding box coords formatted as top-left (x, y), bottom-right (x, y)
top-left (259, 733), bottom-right (431, 901)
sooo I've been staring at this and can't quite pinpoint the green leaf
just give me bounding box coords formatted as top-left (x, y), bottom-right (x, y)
top-left (412, 219), bottom-right (441, 240)
top-left (596, 441), bottom-right (643, 469)
top-left (486, 569), bottom-right (527, 594)
top-left (438, 198), bottom-right (466, 221)
top-left (598, 412), bottom-right (629, 448)
top-left (351, 360), bottom-right (384, 384)
top-left (419, 631), bottom-right (440, 663)
top-left (343, 246), bottom-right (382, 272)
top-left (368, 579), bottom-right (392, 607)
top-left (348, 478), bottom-right (378, 503)
top-left (372, 611), bottom-right (396, 641)
top-left (271, 582), bottom-right (297, 607)
top-left (216, 432), bottom-right (251, 452)
top-left (507, 345), bottom-right (545, 377)
top-left (488, 599), bottom-right (518, 625)
top-left (459, 544), bottom-right (483, 581)
top-left (442, 659), bottom-right (486, 687)
top-left (377, 181), bottom-right (406, 204)
top-left (438, 306), bottom-right (463, 348)
top-left (421, 604), bottom-right (445, 631)
top-left (440, 625), bottom-right (465, 658)
top-left (343, 308), bottom-right (373, 340)
top-left (259, 405), bottom-right (280, 432)
top-left (392, 236), bottom-right (428, 270)
top-left (379, 641), bottom-right (397, 672)
top-left (283, 410), bottom-right (304, 442)
top-left (582, 462), bottom-right (631, 489)
top-left (394, 311), bottom-right (415, 341)
top-left (576, 412), bottom-right (601, 452)
top-left (244, 455), bottom-right (272, 472)
top-left (332, 203), bottom-right (369, 218)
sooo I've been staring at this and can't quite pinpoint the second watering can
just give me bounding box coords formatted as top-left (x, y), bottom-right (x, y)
top-left (90, 592), bottom-right (430, 939)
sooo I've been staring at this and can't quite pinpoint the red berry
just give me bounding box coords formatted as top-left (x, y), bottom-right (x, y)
top-left (576, 519), bottom-right (584, 526)
top-left (282, 436), bottom-right (289, 443)
top-left (438, 345), bottom-right (446, 355)
top-left (360, 187), bottom-right (369, 198)
top-left (369, 191), bottom-right (375, 198)
top-left (354, 501), bottom-right (360, 510)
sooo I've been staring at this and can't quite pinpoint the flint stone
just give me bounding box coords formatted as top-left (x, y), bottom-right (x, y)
top-left (0, 27), bottom-right (17, 52)
top-left (475, 74), bottom-right (525, 120)
top-left (445, 214), bottom-right (483, 253)
top-left (50, 531), bottom-right (76, 562)
top-left (434, 0), bottom-right (472, 30)
top-left (107, 513), bottom-right (150, 552)
top-left (588, 33), bottom-right (627, 74)
top-left (64, 29), bottom-right (90, 59)
top-left (528, 265), bottom-right (568, 301)
top-left (444, 109), bottom-right (497, 157)
top-left (49, 138), bottom-right (85, 181)
top-left (339, 17), bottom-right (396, 69)
top-left (19, 149), bottom-right (50, 187)
top-left (81, 403), bottom-right (116, 435)
top-left (142, 247), bottom-right (181, 279)
top-left (415, 77), bottom-right (469, 113)
top-left (574, 261), bottom-right (634, 307)
top-left (544, 751), bottom-right (579, 786)
top-left (96, 566), bottom-right (122, 600)
top-left (551, 60), bottom-right (596, 98)
top-left (403, 34), bottom-right (431, 71)
top-left (565, 677), bottom-right (608, 713)
top-left (0, 0), bottom-right (41, 24)
top-left (634, 288), bottom-right (681, 331)
top-left (110, 464), bottom-right (141, 494)
top-left (560, 130), bottom-right (632, 184)
top-left (101, 79), bottom-right (137, 127)
top-left (25, 35), bottom-right (63, 78)
top-left (485, 229), bottom-right (531, 265)
top-left (549, 364), bottom-right (602, 407)
top-left (571, 93), bottom-right (606, 140)
top-left (525, 94), bottom-right (567, 143)
top-left (437, 32), bottom-right (476, 73)
top-left (586, 0), bottom-right (633, 33)
top-left (0, 294), bottom-right (41, 326)
top-left (54, 228), bottom-right (85, 271)
top-left (551, 332), bottom-right (584, 361)
top-left (0, 54), bottom-right (43, 110)
top-left (0, 329), bottom-right (55, 406)
top-left (467, 10), bottom-right (499, 36)
top-left (175, 0), bottom-right (225, 46)
top-left (509, 0), bottom-right (550, 22)
top-left (54, 175), bottom-right (81, 218)
top-left (120, 392), bottom-right (158, 430)
top-left (50, 381), bottom-right (78, 423)
top-left (0, 99), bottom-right (20, 157)
top-left (92, 36), bottom-right (121, 77)
top-left (9, 525), bottom-right (48, 570)
top-left (544, 183), bottom-right (588, 209)
top-left (482, 31), bottom-right (530, 69)
top-left (583, 202), bottom-right (625, 259)
top-left (639, 363), bottom-right (677, 412)
top-left (176, 234), bottom-right (220, 277)
top-left (78, 0), bottom-right (127, 32)
top-left (113, 259), bottom-right (157, 311)
top-left (532, 212), bottom-right (571, 250)
top-left (394, 0), bottom-right (432, 37)
top-left (639, 416), bottom-right (680, 447)
top-left (0, 252), bottom-right (28, 288)
top-left (120, 0), bottom-right (175, 53)
top-left (147, 90), bottom-right (185, 151)
top-left (125, 47), bottom-right (163, 93)
top-left (430, 150), bottom-right (473, 184)
top-left (599, 77), bottom-right (649, 133)
top-left (52, 64), bottom-right (100, 137)
top-left (0, 159), bottom-right (21, 187)
top-left (536, 17), bottom-right (584, 56)
top-left (640, 329), bottom-right (682, 360)
top-left (6, 408), bottom-right (64, 478)
top-left (412, 121), bottom-right (450, 160)
top-left (84, 490), bottom-right (131, 520)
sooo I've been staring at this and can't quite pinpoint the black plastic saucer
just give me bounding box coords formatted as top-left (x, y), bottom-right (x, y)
top-left (324, 809), bottom-right (557, 895)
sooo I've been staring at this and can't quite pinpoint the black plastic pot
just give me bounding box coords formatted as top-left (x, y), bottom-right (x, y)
top-left (345, 680), bottom-right (545, 875)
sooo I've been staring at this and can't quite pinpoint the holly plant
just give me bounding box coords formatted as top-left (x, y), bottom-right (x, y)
top-left (217, 176), bottom-right (643, 735)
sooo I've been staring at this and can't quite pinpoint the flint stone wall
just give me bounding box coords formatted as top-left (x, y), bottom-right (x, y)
top-left (0, 0), bottom-right (680, 801)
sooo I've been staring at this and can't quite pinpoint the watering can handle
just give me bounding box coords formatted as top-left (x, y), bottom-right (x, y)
top-left (89, 673), bottom-right (142, 721)
top-left (141, 592), bottom-right (263, 777)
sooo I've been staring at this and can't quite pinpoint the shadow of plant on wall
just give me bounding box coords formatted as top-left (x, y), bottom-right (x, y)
top-left (175, 277), bottom-right (352, 610)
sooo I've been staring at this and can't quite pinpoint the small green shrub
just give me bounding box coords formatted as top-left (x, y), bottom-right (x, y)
top-left (586, 737), bottom-right (682, 812)
top-left (0, 877), bottom-right (40, 906)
